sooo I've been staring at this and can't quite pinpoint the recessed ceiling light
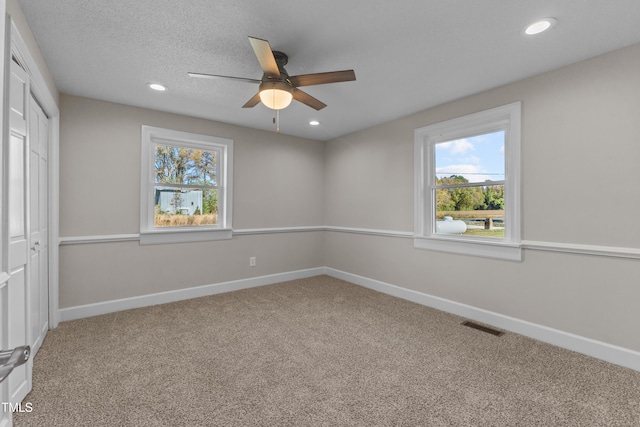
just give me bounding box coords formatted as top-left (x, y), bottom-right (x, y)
top-left (147, 83), bottom-right (167, 91)
top-left (524, 18), bottom-right (557, 36)
top-left (309, 120), bottom-right (320, 126)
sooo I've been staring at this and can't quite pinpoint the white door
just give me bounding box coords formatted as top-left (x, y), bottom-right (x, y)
top-left (28, 95), bottom-right (48, 356)
top-left (1, 59), bottom-right (32, 416)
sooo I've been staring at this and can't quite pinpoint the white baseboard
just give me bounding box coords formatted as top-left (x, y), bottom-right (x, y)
top-left (58, 267), bottom-right (324, 322)
top-left (324, 267), bottom-right (640, 372)
top-left (58, 266), bottom-right (640, 372)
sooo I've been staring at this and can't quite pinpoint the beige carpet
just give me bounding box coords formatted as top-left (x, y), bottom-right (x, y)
top-left (14, 276), bottom-right (640, 426)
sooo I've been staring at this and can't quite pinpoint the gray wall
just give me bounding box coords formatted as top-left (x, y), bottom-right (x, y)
top-left (59, 95), bottom-right (325, 308)
top-left (57, 40), bottom-right (640, 353)
top-left (324, 43), bottom-right (640, 352)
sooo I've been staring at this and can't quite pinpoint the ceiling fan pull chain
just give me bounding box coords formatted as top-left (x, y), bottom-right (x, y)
top-left (276, 109), bottom-right (280, 133)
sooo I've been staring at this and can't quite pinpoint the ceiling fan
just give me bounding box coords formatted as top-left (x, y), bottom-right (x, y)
top-left (188, 37), bottom-right (356, 111)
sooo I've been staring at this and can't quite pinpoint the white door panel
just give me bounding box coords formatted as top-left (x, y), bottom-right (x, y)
top-left (2, 59), bottom-right (31, 414)
top-left (9, 67), bottom-right (25, 136)
top-left (6, 270), bottom-right (28, 403)
top-left (0, 279), bottom-right (9, 426)
top-left (29, 96), bottom-right (49, 355)
top-left (8, 135), bottom-right (25, 240)
top-left (38, 247), bottom-right (49, 340)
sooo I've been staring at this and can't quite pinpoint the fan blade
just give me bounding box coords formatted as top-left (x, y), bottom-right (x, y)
top-left (242, 93), bottom-right (261, 108)
top-left (248, 37), bottom-right (280, 78)
top-left (188, 72), bottom-right (260, 84)
top-left (289, 70), bottom-right (356, 87)
top-left (292, 88), bottom-right (327, 110)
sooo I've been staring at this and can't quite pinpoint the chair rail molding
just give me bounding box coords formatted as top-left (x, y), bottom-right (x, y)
top-left (58, 228), bottom-right (640, 260)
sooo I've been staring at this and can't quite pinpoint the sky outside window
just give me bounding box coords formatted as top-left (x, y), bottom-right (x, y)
top-left (435, 130), bottom-right (505, 183)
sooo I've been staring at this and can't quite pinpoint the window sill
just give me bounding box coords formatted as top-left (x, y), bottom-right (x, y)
top-left (414, 235), bottom-right (522, 262)
top-left (140, 228), bottom-right (232, 245)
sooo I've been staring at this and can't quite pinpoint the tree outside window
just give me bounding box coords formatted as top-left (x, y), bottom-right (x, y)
top-left (140, 126), bottom-right (233, 245)
top-left (153, 144), bottom-right (219, 227)
top-left (414, 102), bottom-right (521, 261)
top-left (434, 131), bottom-right (505, 239)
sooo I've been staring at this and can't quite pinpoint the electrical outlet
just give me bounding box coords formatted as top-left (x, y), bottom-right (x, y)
top-left (249, 256), bottom-right (256, 267)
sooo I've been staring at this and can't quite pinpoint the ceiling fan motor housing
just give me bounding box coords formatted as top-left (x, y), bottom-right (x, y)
top-left (272, 51), bottom-right (289, 66)
top-left (268, 51), bottom-right (292, 85)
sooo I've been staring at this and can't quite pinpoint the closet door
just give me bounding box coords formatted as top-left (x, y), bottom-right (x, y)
top-left (28, 95), bottom-right (48, 356)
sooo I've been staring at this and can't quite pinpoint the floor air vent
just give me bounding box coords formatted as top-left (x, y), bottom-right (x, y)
top-left (462, 321), bottom-right (505, 337)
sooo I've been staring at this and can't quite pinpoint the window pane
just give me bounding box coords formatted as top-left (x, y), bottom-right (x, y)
top-left (154, 145), bottom-right (218, 186)
top-left (435, 130), bottom-right (505, 185)
top-left (435, 185), bottom-right (504, 239)
top-left (154, 187), bottom-right (218, 227)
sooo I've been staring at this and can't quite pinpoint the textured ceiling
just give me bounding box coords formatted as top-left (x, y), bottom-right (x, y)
top-left (17, 0), bottom-right (640, 141)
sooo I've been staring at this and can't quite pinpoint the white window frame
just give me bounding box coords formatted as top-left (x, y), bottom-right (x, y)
top-left (140, 125), bottom-right (233, 245)
top-left (414, 102), bottom-right (521, 261)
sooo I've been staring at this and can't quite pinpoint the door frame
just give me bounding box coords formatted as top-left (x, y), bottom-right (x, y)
top-left (9, 18), bottom-right (59, 329)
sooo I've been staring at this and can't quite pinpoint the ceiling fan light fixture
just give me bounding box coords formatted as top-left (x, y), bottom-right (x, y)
top-left (259, 80), bottom-right (293, 110)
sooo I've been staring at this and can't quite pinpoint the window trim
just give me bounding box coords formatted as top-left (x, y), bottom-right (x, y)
top-left (140, 125), bottom-right (233, 245)
top-left (414, 102), bottom-right (521, 261)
